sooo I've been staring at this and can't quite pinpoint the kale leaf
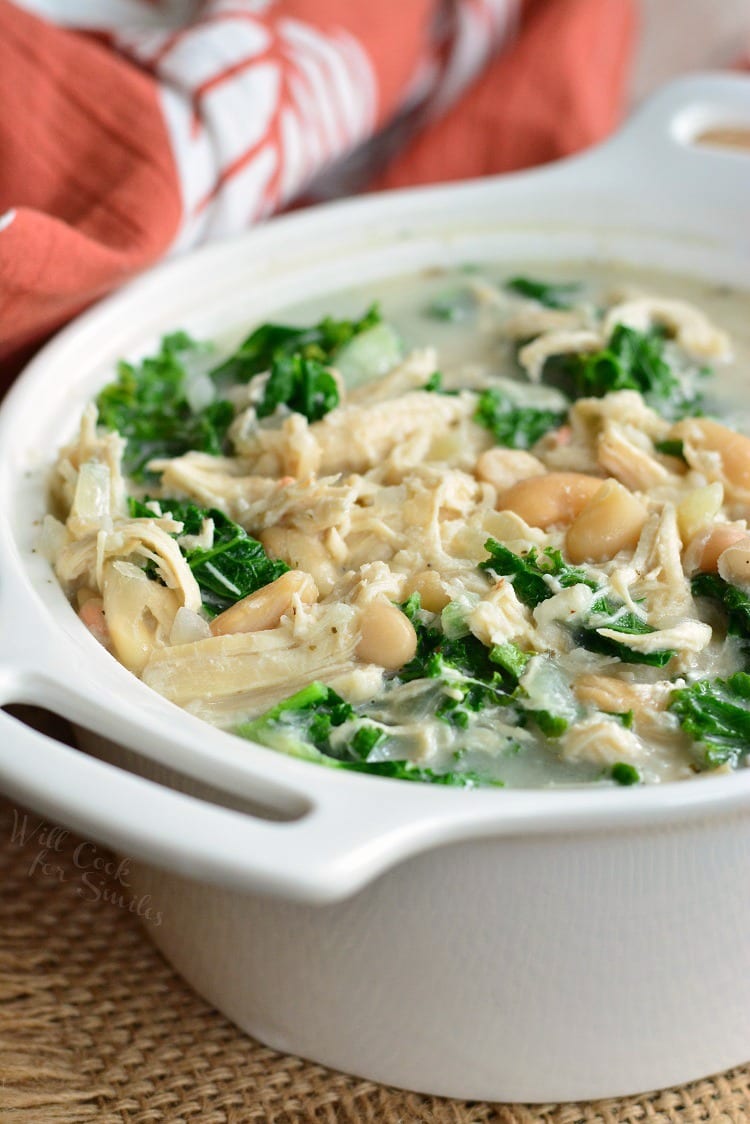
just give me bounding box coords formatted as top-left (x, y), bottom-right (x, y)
top-left (129, 497), bottom-right (289, 616)
top-left (236, 680), bottom-right (495, 785)
top-left (480, 542), bottom-right (673, 667)
top-left (210, 304), bottom-right (382, 386)
top-left (396, 594), bottom-right (527, 730)
top-left (423, 370), bottom-right (445, 392)
top-left (576, 326), bottom-right (677, 397)
top-left (256, 355), bottom-right (340, 422)
top-left (399, 592), bottom-right (518, 686)
top-left (544, 325), bottom-right (703, 417)
top-left (611, 762), bottom-right (640, 785)
top-left (480, 540), bottom-right (597, 609)
top-left (669, 672), bottom-right (750, 768)
top-left (209, 304), bottom-right (382, 422)
top-left (654, 438), bottom-right (686, 459)
top-left (474, 388), bottom-right (565, 449)
top-left (96, 333), bottom-right (234, 482)
top-left (532, 710), bottom-right (569, 738)
top-left (577, 597), bottom-right (676, 668)
top-left (692, 572), bottom-right (750, 653)
top-left (341, 760), bottom-right (496, 786)
top-left (237, 682), bottom-right (379, 762)
top-left (505, 276), bottom-right (580, 309)
top-left (489, 642), bottom-right (531, 680)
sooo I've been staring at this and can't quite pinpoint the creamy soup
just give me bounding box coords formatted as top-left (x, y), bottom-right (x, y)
top-left (45, 263), bottom-right (750, 788)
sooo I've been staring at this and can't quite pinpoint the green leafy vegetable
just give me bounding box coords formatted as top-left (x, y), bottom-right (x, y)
top-left (513, 654), bottom-right (579, 738)
top-left (505, 276), bottom-right (580, 309)
top-left (669, 672), bottom-right (750, 768)
top-left (480, 541), bottom-right (673, 667)
top-left (210, 304), bottom-right (386, 422)
top-left (421, 370), bottom-right (459, 396)
top-left (129, 497), bottom-right (289, 616)
top-left (236, 682), bottom-right (363, 760)
top-left (575, 326), bottom-right (677, 397)
top-left (654, 438), bottom-right (686, 459)
top-left (545, 325), bottom-right (704, 417)
top-left (211, 304), bottom-right (382, 386)
top-left (489, 642), bottom-right (531, 680)
top-left (256, 355), bottom-right (339, 422)
top-left (236, 681), bottom-right (384, 763)
top-left (397, 594), bottom-right (524, 730)
top-left (399, 594), bottom-right (514, 686)
top-left (434, 667), bottom-right (514, 729)
top-left (341, 760), bottom-right (499, 786)
top-left (692, 572), bottom-right (750, 652)
top-left (236, 683), bottom-right (353, 763)
top-left (532, 710), bottom-right (568, 738)
top-left (236, 681), bottom-right (496, 785)
top-left (351, 725), bottom-right (385, 759)
top-left (577, 597), bottom-right (676, 667)
top-left (474, 388), bottom-right (565, 449)
top-left (96, 333), bottom-right (234, 482)
top-left (611, 762), bottom-right (640, 785)
top-left (480, 540), bottom-right (597, 609)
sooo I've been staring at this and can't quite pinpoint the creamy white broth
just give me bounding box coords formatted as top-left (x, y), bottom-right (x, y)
top-left (46, 263), bottom-right (750, 789)
top-left (287, 262), bottom-right (750, 422)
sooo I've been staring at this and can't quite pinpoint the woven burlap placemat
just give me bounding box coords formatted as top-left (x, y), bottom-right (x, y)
top-left (1, 721), bottom-right (749, 1123)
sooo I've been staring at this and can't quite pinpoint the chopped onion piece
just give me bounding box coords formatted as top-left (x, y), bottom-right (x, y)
top-left (170, 606), bottom-right (211, 645)
top-left (520, 656), bottom-right (579, 725)
top-left (70, 461), bottom-right (112, 532)
top-left (38, 514), bottom-right (69, 562)
top-left (185, 371), bottom-right (216, 413)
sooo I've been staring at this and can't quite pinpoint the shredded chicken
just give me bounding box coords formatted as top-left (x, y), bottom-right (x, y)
top-left (51, 404), bottom-right (128, 520)
top-left (150, 452), bottom-right (280, 516)
top-left (518, 329), bottom-right (602, 382)
top-left (143, 601), bottom-right (360, 723)
top-left (573, 674), bottom-right (672, 739)
top-left (597, 422), bottom-right (673, 492)
top-left (55, 517), bottom-right (202, 611)
top-left (503, 304), bottom-right (593, 340)
top-left (310, 390), bottom-right (482, 476)
top-left (596, 619), bottom-right (711, 656)
top-left (560, 715), bottom-right (645, 767)
top-left (468, 580), bottom-right (533, 648)
top-left (603, 297), bottom-right (731, 362)
top-left (631, 505), bottom-right (692, 620)
top-left (47, 271), bottom-right (749, 787)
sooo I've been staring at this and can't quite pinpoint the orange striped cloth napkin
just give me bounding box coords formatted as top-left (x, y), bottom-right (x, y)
top-left (0, 0), bottom-right (635, 384)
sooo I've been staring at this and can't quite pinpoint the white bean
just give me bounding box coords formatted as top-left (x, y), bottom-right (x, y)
top-left (496, 472), bottom-right (603, 529)
top-left (356, 598), bottom-right (417, 669)
top-left (686, 523), bottom-right (749, 574)
top-left (404, 570), bottom-right (450, 613)
top-left (210, 571), bottom-right (318, 637)
top-left (566, 480), bottom-right (647, 564)
top-left (673, 418), bottom-right (750, 494)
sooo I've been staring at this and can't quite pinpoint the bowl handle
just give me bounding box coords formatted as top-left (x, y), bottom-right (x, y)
top-left (567, 73), bottom-right (750, 218)
top-left (0, 543), bottom-right (483, 905)
top-left (0, 703), bottom-right (487, 904)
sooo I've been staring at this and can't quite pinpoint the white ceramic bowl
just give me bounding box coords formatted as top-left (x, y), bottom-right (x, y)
top-left (1, 76), bottom-right (749, 1102)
